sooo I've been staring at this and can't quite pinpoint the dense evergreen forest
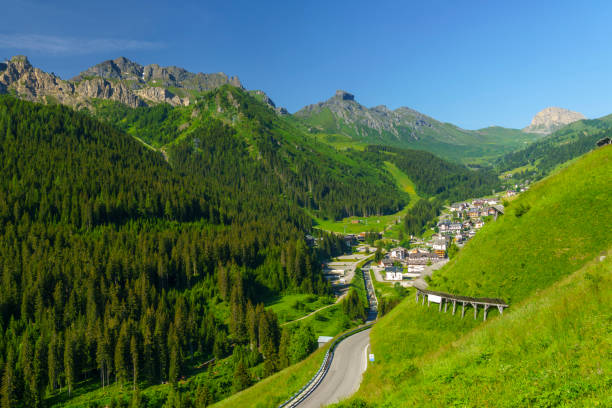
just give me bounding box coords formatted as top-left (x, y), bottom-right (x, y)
top-left (0, 96), bottom-right (335, 407)
top-left (359, 146), bottom-right (501, 202)
top-left (92, 86), bottom-right (407, 221)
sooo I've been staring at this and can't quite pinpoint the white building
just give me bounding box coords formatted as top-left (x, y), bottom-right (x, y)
top-left (389, 247), bottom-right (407, 260)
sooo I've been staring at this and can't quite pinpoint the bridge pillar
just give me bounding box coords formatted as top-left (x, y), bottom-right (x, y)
top-left (452, 300), bottom-right (457, 315)
top-left (473, 303), bottom-right (478, 319)
top-left (484, 304), bottom-right (489, 321)
top-left (444, 300), bottom-right (448, 313)
top-left (461, 302), bottom-right (465, 318)
top-left (438, 299), bottom-right (443, 312)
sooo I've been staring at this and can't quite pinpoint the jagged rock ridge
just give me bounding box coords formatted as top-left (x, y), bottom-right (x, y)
top-left (523, 107), bottom-right (586, 135)
top-left (296, 89), bottom-right (437, 141)
top-left (0, 55), bottom-right (250, 109)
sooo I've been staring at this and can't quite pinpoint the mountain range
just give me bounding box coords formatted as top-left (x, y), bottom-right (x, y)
top-left (0, 55), bottom-right (592, 164)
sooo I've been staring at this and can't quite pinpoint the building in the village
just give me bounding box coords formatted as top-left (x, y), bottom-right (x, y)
top-left (389, 247), bottom-right (407, 260)
top-left (432, 235), bottom-right (448, 258)
top-left (385, 266), bottom-right (404, 281)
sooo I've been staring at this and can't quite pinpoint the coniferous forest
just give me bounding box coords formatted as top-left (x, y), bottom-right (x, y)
top-left (0, 96), bottom-right (334, 407)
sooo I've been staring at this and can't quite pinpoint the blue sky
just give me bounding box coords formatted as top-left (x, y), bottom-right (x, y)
top-left (1, 0), bottom-right (611, 129)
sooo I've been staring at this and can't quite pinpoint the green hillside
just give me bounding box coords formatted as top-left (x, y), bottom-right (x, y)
top-left (91, 86), bottom-right (407, 221)
top-left (497, 114), bottom-right (612, 182)
top-left (295, 92), bottom-right (542, 164)
top-left (331, 144), bottom-right (612, 407)
top-left (340, 252), bottom-right (611, 407)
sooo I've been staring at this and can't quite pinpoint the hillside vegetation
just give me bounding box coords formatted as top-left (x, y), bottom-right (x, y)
top-left (497, 114), bottom-right (612, 182)
top-left (92, 86), bottom-right (407, 221)
top-left (294, 92), bottom-right (542, 164)
top-left (338, 252), bottom-right (611, 407)
top-left (330, 145), bottom-right (612, 407)
top-left (432, 143), bottom-right (611, 303)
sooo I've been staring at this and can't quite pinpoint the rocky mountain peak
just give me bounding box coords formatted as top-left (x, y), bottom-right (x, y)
top-left (523, 107), bottom-right (585, 135)
top-left (9, 55), bottom-right (32, 68)
top-left (333, 90), bottom-right (355, 101)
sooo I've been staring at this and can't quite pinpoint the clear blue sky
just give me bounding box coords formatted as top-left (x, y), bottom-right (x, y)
top-left (1, 0), bottom-right (611, 129)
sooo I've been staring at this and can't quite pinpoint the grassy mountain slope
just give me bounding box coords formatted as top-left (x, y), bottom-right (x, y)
top-left (434, 144), bottom-right (611, 303)
top-left (330, 145), bottom-right (612, 406)
top-left (341, 252), bottom-right (611, 407)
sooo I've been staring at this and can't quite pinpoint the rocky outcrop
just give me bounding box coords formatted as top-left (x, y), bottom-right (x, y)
top-left (134, 87), bottom-right (189, 106)
top-left (0, 55), bottom-right (246, 110)
top-left (523, 107), bottom-right (585, 135)
top-left (0, 56), bottom-right (79, 105)
top-left (248, 90), bottom-right (289, 115)
top-left (334, 90), bottom-right (354, 101)
top-left (75, 78), bottom-right (144, 108)
top-left (73, 56), bottom-right (243, 94)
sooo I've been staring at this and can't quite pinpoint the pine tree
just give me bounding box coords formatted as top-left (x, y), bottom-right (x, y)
top-left (130, 335), bottom-right (139, 391)
top-left (32, 338), bottom-right (47, 408)
top-left (232, 361), bottom-right (251, 392)
top-left (278, 328), bottom-right (291, 370)
top-left (47, 333), bottom-right (59, 391)
top-left (1, 350), bottom-right (16, 408)
top-left (168, 335), bottom-right (180, 386)
top-left (195, 384), bottom-right (212, 407)
top-left (114, 323), bottom-right (129, 387)
top-left (229, 272), bottom-right (246, 342)
top-left (64, 332), bottom-right (75, 397)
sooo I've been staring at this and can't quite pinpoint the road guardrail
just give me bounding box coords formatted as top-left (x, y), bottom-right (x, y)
top-left (277, 323), bottom-right (374, 408)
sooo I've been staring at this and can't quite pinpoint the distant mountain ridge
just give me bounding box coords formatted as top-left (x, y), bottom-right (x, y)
top-left (295, 90), bottom-right (542, 163)
top-left (296, 90), bottom-right (436, 140)
top-left (523, 107), bottom-right (585, 135)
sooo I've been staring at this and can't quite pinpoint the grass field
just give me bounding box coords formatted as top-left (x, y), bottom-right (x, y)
top-left (328, 145), bottom-right (612, 407)
top-left (265, 293), bottom-right (334, 324)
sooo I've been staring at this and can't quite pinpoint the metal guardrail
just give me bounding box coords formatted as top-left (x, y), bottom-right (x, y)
top-left (277, 323), bottom-right (374, 408)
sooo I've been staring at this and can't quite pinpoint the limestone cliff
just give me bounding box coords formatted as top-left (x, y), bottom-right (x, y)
top-left (523, 107), bottom-right (585, 135)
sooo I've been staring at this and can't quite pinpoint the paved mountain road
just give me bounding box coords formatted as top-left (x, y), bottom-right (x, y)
top-left (294, 267), bottom-right (378, 407)
top-left (296, 328), bottom-right (371, 408)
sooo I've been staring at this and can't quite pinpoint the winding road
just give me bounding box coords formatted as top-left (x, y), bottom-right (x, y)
top-left (296, 329), bottom-right (371, 408)
top-left (293, 264), bottom-right (378, 407)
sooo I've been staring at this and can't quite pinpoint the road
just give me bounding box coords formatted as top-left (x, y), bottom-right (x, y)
top-left (296, 328), bottom-right (371, 408)
top-left (294, 262), bottom-right (378, 408)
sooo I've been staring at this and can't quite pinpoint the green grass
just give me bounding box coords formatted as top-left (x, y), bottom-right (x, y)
top-left (312, 212), bottom-right (403, 234)
top-left (328, 145), bottom-right (612, 407)
top-left (265, 293), bottom-right (334, 324)
top-left (282, 303), bottom-right (350, 338)
top-left (335, 252), bottom-right (612, 407)
top-left (431, 144), bottom-right (612, 303)
top-left (499, 162), bottom-right (537, 179)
